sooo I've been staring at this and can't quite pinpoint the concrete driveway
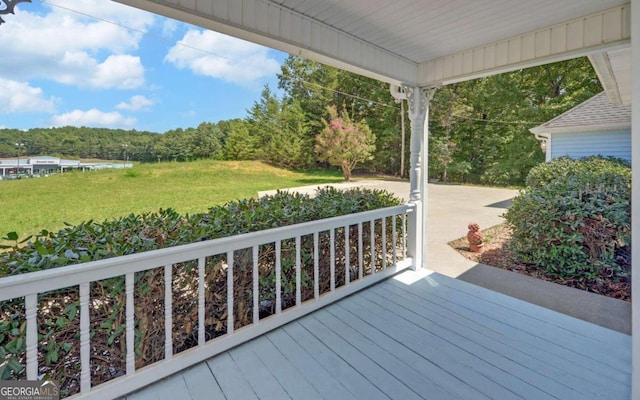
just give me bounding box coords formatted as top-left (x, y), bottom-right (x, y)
top-left (260, 179), bottom-right (518, 278)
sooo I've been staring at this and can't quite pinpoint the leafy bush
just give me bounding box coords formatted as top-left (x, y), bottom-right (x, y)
top-left (505, 156), bottom-right (630, 282)
top-left (0, 187), bottom-right (402, 396)
top-left (525, 155), bottom-right (630, 188)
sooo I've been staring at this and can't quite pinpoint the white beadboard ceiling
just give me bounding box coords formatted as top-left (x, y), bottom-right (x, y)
top-left (270, 0), bottom-right (625, 62)
top-left (115, 0), bottom-right (630, 88)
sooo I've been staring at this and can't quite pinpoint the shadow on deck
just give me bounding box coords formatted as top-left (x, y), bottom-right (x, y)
top-left (125, 270), bottom-right (631, 400)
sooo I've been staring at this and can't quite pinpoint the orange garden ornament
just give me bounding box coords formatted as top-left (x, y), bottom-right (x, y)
top-left (467, 223), bottom-right (484, 252)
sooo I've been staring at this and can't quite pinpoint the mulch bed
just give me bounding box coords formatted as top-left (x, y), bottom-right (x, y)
top-left (449, 224), bottom-right (631, 302)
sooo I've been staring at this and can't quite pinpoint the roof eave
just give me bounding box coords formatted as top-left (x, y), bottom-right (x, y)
top-left (530, 122), bottom-right (631, 135)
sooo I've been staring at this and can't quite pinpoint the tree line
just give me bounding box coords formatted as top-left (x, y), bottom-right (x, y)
top-left (0, 55), bottom-right (602, 185)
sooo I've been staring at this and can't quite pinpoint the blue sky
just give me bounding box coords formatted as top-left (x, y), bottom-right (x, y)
top-left (0, 0), bottom-right (288, 133)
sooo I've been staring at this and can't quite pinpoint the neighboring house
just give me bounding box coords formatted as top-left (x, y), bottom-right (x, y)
top-left (530, 92), bottom-right (631, 162)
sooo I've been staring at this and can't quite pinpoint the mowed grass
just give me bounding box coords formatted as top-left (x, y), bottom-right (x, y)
top-left (0, 160), bottom-right (342, 241)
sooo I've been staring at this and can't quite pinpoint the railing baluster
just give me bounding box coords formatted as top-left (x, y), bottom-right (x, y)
top-left (392, 216), bottom-right (398, 266)
top-left (345, 226), bottom-right (350, 286)
top-left (370, 219), bottom-right (375, 274)
top-left (382, 217), bottom-right (387, 270)
top-left (330, 229), bottom-right (335, 292)
top-left (164, 265), bottom-right (173, 360)
top-left (295, 236), bottom-right (301, 306)
top-left (25, 294), bottom-right (37, 380)
top-left (358, 222), bottom-right (363, 280)
top-left (313, 232), bottom-right (319, 300)
top-left (198, 257), bottom-right (205, 346)
top-left (253, 246), bottom-right (259, 324)
top-left (402, 213), bottom-right (407, 258)
top-left (227, 251), bottom-right (234, 334)
top-left (275, 241), bottom-right (282, 314)
top-left (79, 283), bottom-right (90, 393)
top-left (126, 272), bottom-right (135, 374)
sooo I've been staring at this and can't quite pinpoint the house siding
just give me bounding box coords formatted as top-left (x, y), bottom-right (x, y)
top-left (550, 129), bottom-right (631, 161)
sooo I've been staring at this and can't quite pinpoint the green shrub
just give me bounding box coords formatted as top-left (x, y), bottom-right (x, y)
top-left (0, 187), bottom-right (402, 395)
top-left (505, 157), bottom-right (630, 282)
top-left (525, 155), bottom-right (630, 188)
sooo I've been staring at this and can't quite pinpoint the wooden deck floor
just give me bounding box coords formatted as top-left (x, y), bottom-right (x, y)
top-left (124, 270), bottom-right (631, 400)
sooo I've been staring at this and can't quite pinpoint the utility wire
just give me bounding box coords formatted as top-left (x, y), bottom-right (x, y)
top-left (453, 115), bottom-right (545, 126)
top-left (299, 80), bottom-right (397, 109)
top-left (40, 0), bottom-right (545, 126)
top-left (41, 0), bottom-right (240, 65)
top-left (40, 0), bottom-right (400, 110)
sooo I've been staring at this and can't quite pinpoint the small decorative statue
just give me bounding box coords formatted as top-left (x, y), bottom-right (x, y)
top-left (467, 223), bottom-right (484, 252)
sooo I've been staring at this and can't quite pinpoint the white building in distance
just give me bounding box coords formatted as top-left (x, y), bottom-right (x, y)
top-left (0, 156), bottom-right (132, 177)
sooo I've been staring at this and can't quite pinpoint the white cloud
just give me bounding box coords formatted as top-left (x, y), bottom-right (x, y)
top-left (91, 55), bottom-right (145, 89)
top-left (50, 109), bottom-right (136, 128)
top-left (162, 19), bottom-right (179, 37)
top-left (116, 95), bottom-right (155, 111)
top-left (0, 0), bottom-right (152, 89)
top-left (0, 79), bottom-right (57, 114)
top-left (164, 30), bottom-right (281, 86)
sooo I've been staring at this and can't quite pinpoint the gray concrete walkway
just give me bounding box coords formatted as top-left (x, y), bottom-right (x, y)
top-left (259, 179), bottom-right (631, 333)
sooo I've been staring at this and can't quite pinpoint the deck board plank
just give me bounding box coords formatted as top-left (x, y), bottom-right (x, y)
top-left (228, 344), bottom-right (292, 400)
top-left (180, 363), bottom-right (226, 400)
top-left (206, 352), bottom-right (259, 400)
top-left (376, 281), bottom-right (618, 399)
top-left (266, 329), bottom-right (359, 400)
top-left (282, 321), bottom-right (391, 399)
top-left (340, 293), bottom-right (526, 400)
top-left (125, 371), bottom-right (190, 400)
top-left (311, 308), bottom-right (463, 400)
top-left (385, 276), bottom-right (630, 381)
top-left (298, 313), bottom-right (423, 400)
top-left (360, 286), bottom-right (601, 400)
top-left (326, 303), bottom-right (487, 400)
top-left (249, 335), bottom-right (324, 400)
top-left (125, 270), bottom-right (631, 400)
top-left (387, 276), bottom-right (629, 364)
top-left (405, 273), bottom-right (629, 355)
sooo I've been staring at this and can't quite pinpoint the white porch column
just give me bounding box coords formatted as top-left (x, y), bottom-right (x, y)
top-left (632, 0), bottom-right (639, 398)
top-left (400, 85), bottom-right (434, 270)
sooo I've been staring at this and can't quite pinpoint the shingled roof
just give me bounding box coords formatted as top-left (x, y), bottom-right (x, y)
top-left (530, 92), bottom-right (631, 135)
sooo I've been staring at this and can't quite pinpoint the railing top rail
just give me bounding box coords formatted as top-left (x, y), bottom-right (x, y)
top-left (0, 204), bottom-right (412, 301)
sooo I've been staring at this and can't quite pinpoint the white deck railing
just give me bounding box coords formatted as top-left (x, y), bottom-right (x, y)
top-left (0, 204), bottom-right (413, 399)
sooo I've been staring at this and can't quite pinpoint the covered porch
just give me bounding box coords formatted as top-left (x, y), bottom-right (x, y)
top-left (109, 1), bottom-right (638, 396)
top-left (0, 0), bottom-right (636, 398)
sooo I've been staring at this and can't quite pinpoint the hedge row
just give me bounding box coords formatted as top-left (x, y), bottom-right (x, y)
top-left (1, 187), bottom-right (401, 277)
top-left (0, 187), bottom-right (403, 397)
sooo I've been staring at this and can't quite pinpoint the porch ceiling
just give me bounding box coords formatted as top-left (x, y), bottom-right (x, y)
top-left (114, 0), bottom-right (630, 87)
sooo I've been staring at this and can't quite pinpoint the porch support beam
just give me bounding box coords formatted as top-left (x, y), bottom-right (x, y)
top-left (631, 0), bottom-right (639, 397)
top-left (392, 85), bottom-right (436, 270)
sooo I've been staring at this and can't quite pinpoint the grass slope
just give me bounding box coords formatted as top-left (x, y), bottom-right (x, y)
top-left (0, 160), bottom-right (342, 241)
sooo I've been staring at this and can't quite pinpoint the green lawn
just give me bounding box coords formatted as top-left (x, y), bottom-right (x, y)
top-left (0, 160), bottom-right (342, 241)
